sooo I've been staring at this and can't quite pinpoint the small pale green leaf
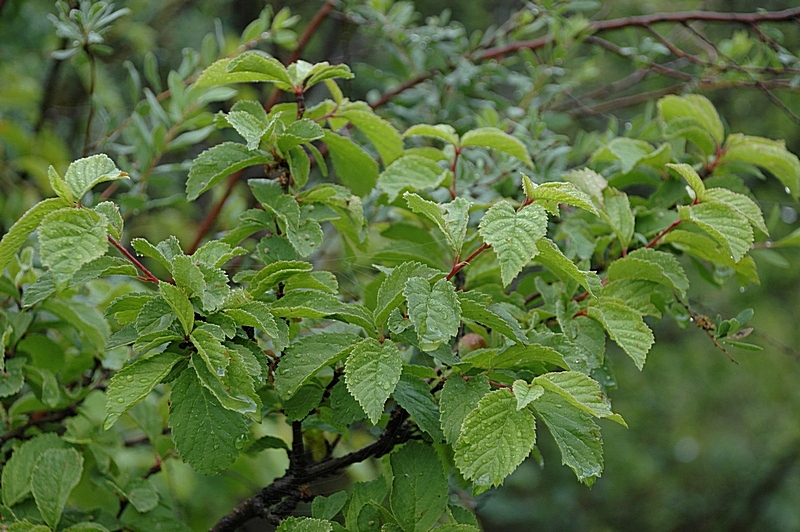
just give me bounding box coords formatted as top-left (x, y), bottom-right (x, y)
top-left (478, 201), bottom-right (547, 287)
top-left (39, 208), bottom-right (108, 277)
top-left (460, 127), bottom-right (533, 168)
top-left (619, 248), bottom-right (689, 298)
top-left (344, 338), bottom-right (403, 424)
top-left (246, 260), bottom-right (313, 297)
top-left (563, 168), bottom-right (607, 203)
top-left (535, 238), bottom-right (602, 297)
top-left (378, 155), bottom-right (449, 202)
top-left (94, 201), bottom-right (123, 240)
top-left (679, 202), bottom-right (753, 263)
top-left (223, 301), bottom-right (280, 338)
top-left (226, 51), bottom-right (293, 88)
top-left (591, 137), bottom-right (656, 174)
top-left (277, 119), bottom-right (325, 154)
top-left (49, 165), bottom-right (74, 203)
top-left (374, 261), bottom-right (440, 329)
top-left (340, 108), bottom-right (404, 165)
top-left (454, 389), bottom-right (535, 487)
top-left (324, 130), bottom-right (379, 197)
top-left (31, 448), bottom-right (84, 529)
top-left (393, 373), bottom-right (443, 441)
top-left (601, 189), bottom-right (635, 250)
top-left (658, 94), bottom-right (724, 148)
top-left (588, 297), bottom-right (654, 370)
top-left (666, 163), bottom-right (706, 200)
top-left (187, 142), bottom-right (272, 200)
top-left (1, 433), bottom-right (64, 507)
top-left (224, 100), bottom-right (273, 150)
top-left (312, 491), bottom-right (348, 520)
top-left (131, 237), bottom-right (173, 272)
top-left (522, 175), bottom-right (597, 215)
top-left (0, 197), bottom-right (70, 275)
top-left (169, 368), bottom-right (248, 475)
top-left (512, 380), bottom-right (544, 410)
top-left (276, 517), bottom-right (333, 532)
top-left (721, 133), bottom-right (800, 199)
top-left (403, 124), bottom-right (459, 145)
top-left (404, 193), bottom-right (470, 254)
top-left (274, 332), bottom-right (361, 398)
top-left (63, 154), bottom-right (127, 201)
top-left (191, 327), bottom-right (229, 377)
top-left (390, 441), bottom-right (448, 532)
top-left (160, 283), bottom-right (194, 336)
top-left (404, 277), bottom-right (461, 352)
top-left (305, 62), bottom-right (354, 88)
top-left (195, 57), bottom-right (287, 88)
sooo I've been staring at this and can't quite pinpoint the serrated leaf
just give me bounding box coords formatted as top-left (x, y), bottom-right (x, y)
top-left (276, 517), bottom-right (333, 532)
top-left (169, 368), bottom-right (248, 475)
top-left (187, 142), bottom-right (272, 200)
top-left (324, 130), bottom-right (379, 197)
top-left (601, 189), bottom-right (635, 250)
top-left (403, 123), bottom-right (459, 145)
top-left (160, 283), bottom-right (194, 335)
top-left (460, 127), bottom-right (533, 167)
top-left (191, 327), bottom-right (229, 378)
top-left (404, 277), bottom-right (461, 352)
top-left (661, 229), bottom-right (759, 285)
top-left (340, 108), bottom-right (404, 165)
top-left (192, 241), bottom-right (248, 269)
top-left (470, 343), bottom-right (568, 370)
top-left (63, 154), bottom-right (127, 201)
top-left (374, 261), bottom-right (440, 329)
top-left (39, 208), bottom-right (108, 277)
top-left (0, 354), bottom-right (25, 397)
top-left (130, 238), bottom-right (172, 272)
top-left (224, 100), bottom-right (273, 150)
top-left (0, 197), bottom-right (70, 275)
top-left (666, 163), bottom-right (706, 200)
top-left (458, 292), bottom-right (526, 343)
top-left (31, 448), bottom-right (83, 529)
top-left (478, 201), bottom-right (547, 287)
top-left (563, 168), bottom-right (607, 203)
top-left (679, 202), bottom-right (753, 263)
top-left (722, 133), bottom-right (800, 199)
top-left (705, 188), bottom-right (768, 235)
top-left (588, 297), bottom-right (654, 370)
top-left (512, 380), bottom-right (544, 410)
top-left (305, 62), bottom-right (354, 88)
top-left (49, 165), bottom-right (74, 202)
top-left (277, 119), bottom-right (325, 154)
top-left (1, 433), bottom-right (64, 507)
top-left (246, 259), bottom-right (313, 297)
top-left (274, 332), bottom-right (360, 398)
top-left (393, 373), bottom-right (443, 441)
top-left (104, 350), bottom-right (185, 429)
top-left (404, 193), bottom-right (470, 254)
top-left (378, 155), bottom-right (449, 202)
top-left (226, 51), bottom-right (293, 88)
top-left (533, 371), bottom-right (625, 425)
top-left (454, 389), bottom-right (535, 487)
top-left (284, 382), bottom-right (324, 421)
top-left (94, 201), bottom-right (123, 239)
top-left (531, 390), bottom-right (603, 485)
top-left (135, 296), bottom-right (175, 335)
top-left (621, 247), bottom-right (689, 298)
top-left (344, 338), bottom-right (403, 424)
top-left (659, 94), bottom-right (724, 151)
top-left (223, 301), bottom-right (279, 338)
top-left (535, 238), bottom-right (602, 297)
top-left (522, 176), bottom-right (597, 215)
top-left (390, 441), bottom-right (448, 532)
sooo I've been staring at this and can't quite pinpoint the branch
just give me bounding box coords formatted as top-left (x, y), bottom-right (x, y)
top-left (186, 170), bottom-right (243, 254)
top-left (108, 235), bottom-right (161, 284)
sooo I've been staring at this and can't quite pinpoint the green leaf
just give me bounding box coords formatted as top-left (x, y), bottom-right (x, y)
top-left (601, 189), bottom-right (635, 250)
top-left (1, 433), bottom-right (64, 507)
top-left (661, 230), bottom-right (759, 286)
top-left (284, 382), bottom-right (324, 421)
top-left (226, 51), bottom-right (293, 88)
top-left (393, 373), bottom-right (443, 441)
top-left (378, 155), bottom-right (449, 202)
top-left (31, 448), bottom-right (84, 529)
top-left (276, 517), bottom-right (333, 532)
top-left (390, 441), bottom-right (448, 532)
top-left (403, 123), bottom-right (459, 145)
top-left (404, 277), bottom-right (461, 352)
top-left (374, 261), bottom-right (440, 329)
top-left (721, 133), bottom-right (800, 199)
top-left (124, 478), bottom-right (159, 513)
top-left (130, 237), bottom-right (174, 273)
top-left (607, 248), bottom-right (689, 298)
top-left (344, 338), bottom-right (403, 424)
top-left (49, 165), bottom-right (74, 203)
top-left (533, 371), bottom-right (625, 425)
top-left (195, 57), bottom-right (287, 89)
top-left (168, 368), bottom-right (248, 475)
top-left (0, 358), bottom-right (26, 398)
top-left (312, 491), bottom-right (348, 520)
top-left (478, 201), bottom-right (547, 287)
top-left (223, 301), bottom-right (280, 338)
top-left (245, 259), bottom-right (313, 297)
top-left (659, 94), bottom-right (724, 151)
top-left (190, 327), bottom-right (229, 379)
top-left (512, 380), bottom-right (544, 410)
top-left (187, 142), bottom-right (272, 201)
top-left (454, 389), bottom-right (535, 487)
top-left (705, 188), bottom-right (769, 235)
top-left (678, 202), bottom-right (753, 263)
top-left (587, 297), bottom-right (654, 370)
top-left (404, 193), bottom-right (470, 254)
top-left (0, 197), bottom-right (70, 275)
top-left (591, 137), bottom-right (657, 174)
top-left (104, 350), bottom-right (185, 429)
top-left (223, 100), bottom-right (273, 150)
top-left (563, 168), bottom-right (607, 202)
top-left (522, 175), bottom-right (597, 215)
top-left (160, 283), bottom-right (194, 336)
top-left (41, 298), bottom-right (110, 351)
top-left (458, 292), bottom-right (526, 344)
top-left (324, 130), bottom-right (379, 197)
top-left (666, 163), bottom-right (706, 200)
top-left (274, 332), bottom-right (361, 398)
top-left (38, 208), bottom-right (108, 277)
top-left (277, 119), bottom-right (325, 154)
top-left (192, 241), bottom-right (248, 269)
top-left (534, 238), bottom-right (602, 297)
top-left (340, 108), bottom-right (404, 165)
top-left (94, 201), bottom-right (123, 240)
top-left (287, 146), bottom-right (311, 188)
top-left (62, 154), bottom-right (127, 201)
top-left (135, 296), bottom-right (175, 335)
top-left (531, 389), bottom-right (603, 485)
top-left (460, 127), bottom-right (533, 167)
top-left (305, 62), bottom-right (354, 88)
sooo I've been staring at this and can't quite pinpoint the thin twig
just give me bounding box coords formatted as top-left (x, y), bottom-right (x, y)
top-left (108, 235), bottom-right (161, 284)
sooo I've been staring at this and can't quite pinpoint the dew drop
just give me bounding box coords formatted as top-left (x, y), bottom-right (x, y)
top-left (139, 378), bottom-right (149, 384)
top-left (740, 286), bottom-right (746, 293)
top-left (116, 397), bottom-right (125, 403)
top-left (785, 187), bottom-right (792, 195)
top-left (213, 444), bottom-right (219, 450)
top-left (217, 367), bottom-right (226, 377)
top-left (125, 375), bottom-right (134, 382)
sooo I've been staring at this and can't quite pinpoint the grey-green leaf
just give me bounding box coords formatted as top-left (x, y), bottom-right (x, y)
top-left (39, 208), bottom-right (108, 277)
top-left (460, 127), bottom-right (533, 168)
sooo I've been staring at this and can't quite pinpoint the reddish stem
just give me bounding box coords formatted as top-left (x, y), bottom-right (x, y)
top-left (647, 219), bottom-right (683, 249)
top-left (108, 235), bottom-right (160, 284)
top-left (446, 243), bottom-right (490, 281)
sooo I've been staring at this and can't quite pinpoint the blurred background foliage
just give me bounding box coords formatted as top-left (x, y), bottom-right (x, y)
top-left (1, 0), bottom-right (800, 530)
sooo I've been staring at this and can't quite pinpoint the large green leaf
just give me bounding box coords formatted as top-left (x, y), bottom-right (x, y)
top-left (587, 297), bottom-right (654, 370)
top-left (274, 332), bottom-right (361, 399)
top-left (705, 187), bottom-right (769, 235)
top-left (392, 373), bottom-right (443, 441)
top-left (62, 153), bottom-right (127, 201)
top-left (403, 123), bottom-right (459, 145)
top-left (478, 201), bottom-right (547, 287)
top-left (666, 163), bottom-right (706, 200)
top-left (187, 142), bottom-right (272, 200)
top-left (340, 108), bottom-right (404, 165)
top-left (31, 448), bottom-right (84, 529)
top-left (658, 94), bottom-right (724, 153)
top-left (534, 238), bottom-right (602, 297)
top-left (533, 371), bottom-right (625, 425)
top-left (721, 133), bottom-right (800, 199)
top-left (607, 248), bottom-right (689, 298)
top-left (324, 130), bottom-right (379, 197)
top-left (378, 155), bottom-right (449, 202)
top-left (344, 338), bottom-right (403, 424)
top-left (404, 277), bottom-right (461, 351)
top-left (678, 202), bottom-right (753, 263)
top-left (454, 389), bottom-right (536, 487)
top-left (0, 197), bottom-right (70, 274)
top-left (1, 433), bottom-right (64, 507)
top-left (226, 51), bottom-right (293, 88)
top-left (390, 441), bottom-right (448, 532)
top-left (460, 127), bottom-right (533, 167)
top-left (38, 208), bottom-right (108, 277)
top-left (168, 368), bottom-right (248, 475)
top-left (194, 56), bottom-right (290, 89)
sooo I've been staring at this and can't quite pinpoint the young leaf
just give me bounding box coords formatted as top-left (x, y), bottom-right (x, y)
top-left (393, 373), bottom-right (443, 441)
top-left (522, 176), bottom-right (597, 215)
top-left (274, 332), bottom-right (361, 399)
top-left (223, 301), bottom-right (280, 338)
top-left (339, 108), bottom-right (404, 165)
top-left (378, 155), bottom-right (449, 202)
top-left (0, 197), bottom-right (70, 275)
top-left (276, 517), bottom-right (333, 532)
top-left (600, 189), bottom-right (635, 251)
top-left (312, 491), bottom-right (348, 521)
top-left (390, 441), bottom-right (448, 532)
top-left (49, 165), bottom-right (74, 203)
top-left (678, 202), bottom-right (753, 263)
top-left (168, 368), bottom-right (248, 475)
top-left (666, 163), bottom-right (706, 200)
top-left (226, 50), bottom-right (293, 89)
top-left (533, 371), bottom-right (625, 425)
top-left (277, 119), bottom-right (325, 154)
top-left (374, 261), bottom-right (440, 329)
top-left (31, 448), bottom-right (84, 529)
top-left (478, 201), bottom-right (547, 287)
top-left (39, 208), bottom-right (108, 277)
top-left (223, 100), bottom-right (273, 150)
top-left (658, 94), bottom-right (724, 153)
top-left (404, 277), bottom-right (461, 352)
top-left (63, 153), bottom-right (127, 201)
top-left (458, 292), bottom-right (527, 344)
top-left (563, 168), bottom-right (607, 203)
top-left (305, 62), bottom-right (354, 88)
top-left (587, 297), bottom-right (654, 370)
top-left (344, 338), bottom-right (403, 424)
top-left (404, 193), bottom-right (470, 254)
top-left (460, 127), bottom-right (533, 168)
top-left (619, 248), bottom-right (689, 298)
top-left (403, 123), bottom-right (459, 145)
top-left (324, 130), bottom-right (379, 197)
top-left (160, 283), bottom-right (194, 336)
top-left (454, 389), bottom-right (536, 487)
top-left (512, 380), bottom-right (544, 410)
top-left (187, 142), bottom-right (272, 201)
top-left (104, 350), bottom-right (186, 429)
top-left (534, 238), bottom-right (602, 297)
top-left (704, 188), bottom-right (769, 235)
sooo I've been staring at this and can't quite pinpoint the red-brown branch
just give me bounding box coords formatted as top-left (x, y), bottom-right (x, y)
top-left (108, 235), bottom-right (161, 284)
